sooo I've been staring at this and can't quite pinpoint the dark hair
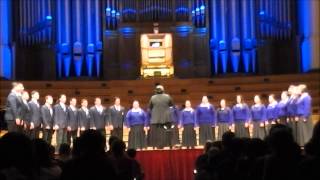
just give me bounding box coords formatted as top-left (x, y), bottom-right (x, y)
top-left (127, 148), bottom-right (137, 158)
top-left (111, 139), bottom-right (126, 157)
top-left (108, 136), bottom-right (119, 147)
top-left (59, 143), bottom-right (71, 156)
top-left (75, 130), bottom-right (106, 156)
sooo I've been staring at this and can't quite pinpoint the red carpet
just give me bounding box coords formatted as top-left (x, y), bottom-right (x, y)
top-left (136, 149), bottom-right (203, 180)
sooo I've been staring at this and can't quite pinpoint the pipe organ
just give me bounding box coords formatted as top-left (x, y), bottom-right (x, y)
top-left (140, 33), bottom-right (174, 78)
top-left (8, 0), bottom-right (300, 80)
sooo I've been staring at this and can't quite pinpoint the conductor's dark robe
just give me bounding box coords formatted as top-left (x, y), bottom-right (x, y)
top-left (41, 105), bottom-right (53, 144)
top-left (4, 92), bottom-right (22, 132)
top-left (149, 93), bottom-right (174, 124)
top-left (20, 100), bottom-right (31, 136)
top-left (67, 106), bottom-right (78, 145)
top-left (148, 93), bottom-right (174, 148)
top-left (108, 105), bottom-right (125, 140)
top-left (89, 106), bottom-right (107, 137)
top-left (28, 101), bottom-right (42, 139)
top-left (78, 108), bottom-right (91, 134)
top-left (53, 103), bottom-right (68, 149)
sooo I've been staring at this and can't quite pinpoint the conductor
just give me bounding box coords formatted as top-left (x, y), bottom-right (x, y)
top-left (148, 85), bottom-right (174, 149)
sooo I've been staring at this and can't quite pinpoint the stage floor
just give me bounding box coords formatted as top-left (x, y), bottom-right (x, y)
top-left (135, 149), bottom-right (203, 180)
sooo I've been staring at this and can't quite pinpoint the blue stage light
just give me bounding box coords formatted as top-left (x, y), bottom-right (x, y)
top-left (45, 15), bottom-right (52, 20)
top-left (259, 11), bottom-right (265, 16)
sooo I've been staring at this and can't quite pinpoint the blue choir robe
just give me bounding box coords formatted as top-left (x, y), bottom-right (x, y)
top-left (216, 107), bottom-right (233, 125)
top-left (232, 104), bottom-right (250, 122)
top-left (251, 104), bottom-right (267, 122)
top-left (170, 106), bottom-right (180, 125)
top-left (125, 109), bottom-right (148, 127)
top-left (266, 102), bottom-right (279, 120)
top-left (179, 108), bottom-right (196, 127)
top-left (296, 93), bottom-right (312, 118)
top-left (277, 99), bottom-right (289, 118)
top-left (287, 97), bottom-right (298, 117)
top-left (195, 104), bottom-right (216, 126)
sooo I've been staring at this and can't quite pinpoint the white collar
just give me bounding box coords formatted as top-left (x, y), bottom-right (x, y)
top-left (70, 105), bottom-right (77, 111)
top-left (183, 107), bottom-right (194, 112)
top-left (60, 103), bottom-right (66, 108)
top-left (131, 108), bottom-right (142, 112)
top-left (269, 101), bottom-right (277, 107)
top-left (199, 103), bottom-right (211, 107)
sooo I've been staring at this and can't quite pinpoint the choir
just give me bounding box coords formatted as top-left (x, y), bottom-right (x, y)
top-left (4, 82), bottom-right (314, 149)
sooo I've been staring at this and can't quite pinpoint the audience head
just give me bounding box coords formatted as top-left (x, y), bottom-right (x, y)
top-left (108, 136), bottom-right (119, 150)
top-left (75, 130), bottom-right (106, 157)
top-left (267, 124), bottom-right (297, 155)
top-left (222, 131), bottom-right (235, 149)
top-left (305, 121), bottom-right (320, 156)
top-left (0, 132), bottom-right (34, 171)
top-left (111, 139), bottom-right (126, 157)
top-left (59, 143), bottom-right (71, 157)
top-left (127, 149), bottom-right (137, 159)
top-left (204, 141), bottom-right (214, 154)
top-left (32, 139), bottom-right (52, 167)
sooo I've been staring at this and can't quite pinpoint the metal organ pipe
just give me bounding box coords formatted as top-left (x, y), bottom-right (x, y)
top-left (86, 0), bottom-right (94, 77)
top-left (249, 0), bottom-right (256, 73)
top-left (241, 0), bottom-right (251, 73)
top-left (230, 0), bottom-right (241, 73)
top-left (95, 0), bottom-right (102, 77)
top-left (62, 0), bottom-right (72, 77)
top-left (72, 0), bottom-right (83, 77)
top-left (209, 0), bottom-right (218, 74)
top-left (219, 0), bottom-right (228, 74)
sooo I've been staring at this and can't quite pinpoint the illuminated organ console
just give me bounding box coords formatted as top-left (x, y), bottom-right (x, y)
top-left (140, 33), bottom-right (174, 78)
